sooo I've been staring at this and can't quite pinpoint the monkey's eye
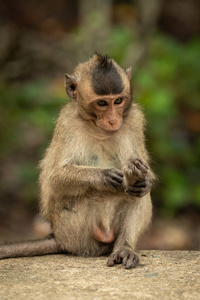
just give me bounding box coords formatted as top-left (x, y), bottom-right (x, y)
top-left (97, 100), bottom-right (107, 106)
top-left (114, 98), bottom-right (123, 105)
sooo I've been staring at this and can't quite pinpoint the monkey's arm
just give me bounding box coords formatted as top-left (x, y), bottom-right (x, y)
top-left (49, 164), bottom-right (123, 196)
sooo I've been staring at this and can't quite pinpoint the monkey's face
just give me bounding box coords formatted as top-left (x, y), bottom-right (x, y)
top-left (65, 53), bottom-right (133, 133)
top-left (90, 95), bottom-right (127, 132)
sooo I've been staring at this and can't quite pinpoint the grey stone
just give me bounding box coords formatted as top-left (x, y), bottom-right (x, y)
top-left (0, 251), bottom-right (199, 300)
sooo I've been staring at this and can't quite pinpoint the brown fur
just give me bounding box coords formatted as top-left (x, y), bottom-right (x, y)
top-left (0, 54), bottom-right (155, 269)
top-left (39, 54), bottom-right (155, 268)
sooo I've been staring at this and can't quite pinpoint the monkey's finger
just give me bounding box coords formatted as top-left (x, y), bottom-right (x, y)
top-left (125, 187), bottom-right (149, 197)
top-left (136, 190), bottom-right (150, 198)
top-left (128, 163), bottom-right (138, 176)
top-left (129, 187), bottom-right (146, 192)
top-left (109, 179), bottom-right (122, 189)
top-left (123, 167), bottom-right (134, 179)
top-left (113, 170), bottom-right (124, 178)
top-left (112, 174), bottom-right (123, 183)
top-left (108, 171), bottom-right (123, 183)
top-left (126, 186), bottom-right (147, 193)
top-left (116, 169), bottom-right (123, 175)
top-left (109, 168), bottom-right (123, 175)
top-left (127, 163), bottom-right (134, 170)
top-left (134, 159), bottom-right (148, 174)
top-left (134, 180), bottom-right (149, 187)
top-left (126, 161), bottom-right (146, 181)
top-left (106, 169), bottom-right (123, 181)
top-left (138, 158), bottom-right (148, 169)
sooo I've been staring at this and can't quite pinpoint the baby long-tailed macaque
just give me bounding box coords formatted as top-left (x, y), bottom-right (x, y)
top-left (0, 53), bottom-right (155, 269)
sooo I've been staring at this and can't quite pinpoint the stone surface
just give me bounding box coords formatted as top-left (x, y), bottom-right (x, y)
top-left (0, 251), bottom-right (199, 300)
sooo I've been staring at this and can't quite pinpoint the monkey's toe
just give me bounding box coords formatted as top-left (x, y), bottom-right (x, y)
top-left (107, 253), bottom-right (122, 267)
top-left (122, 252), bottom-right (139, 269)
top-left (107, 249), bottom-right (139, 269)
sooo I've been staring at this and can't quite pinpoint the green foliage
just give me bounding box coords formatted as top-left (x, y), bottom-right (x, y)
top-left (134, 34), bottom-right (200, 216)
top-left (0, 81), bottom-right (67, 206)
top-left (0, 30), bottom-right (200, 216)
top-left (108, 27), bottom-right (133, 61)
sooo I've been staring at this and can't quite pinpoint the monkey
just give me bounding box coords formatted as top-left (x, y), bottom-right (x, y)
top-left (0, 53), bottom-right (155, 269)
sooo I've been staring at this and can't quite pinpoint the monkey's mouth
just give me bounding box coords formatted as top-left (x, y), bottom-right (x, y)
top-left (100, 125), bottom-right (121, 134)
top-left (95, 119), bottom-right (122, 133)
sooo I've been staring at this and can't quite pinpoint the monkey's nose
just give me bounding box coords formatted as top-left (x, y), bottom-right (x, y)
top-left (109, 119), bottom-right (117, 125)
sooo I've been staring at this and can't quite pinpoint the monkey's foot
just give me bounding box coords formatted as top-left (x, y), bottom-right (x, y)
top-left (107, 249), bottom-right (139, 269)
top-left (124, 158), bottom-right (151, 197)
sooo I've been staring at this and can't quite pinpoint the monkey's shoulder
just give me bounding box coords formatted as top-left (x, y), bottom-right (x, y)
top-left (53, 102), bottom-right (83, 135)
top-left (58, 101), bottom-right (79, 123)
top-left (123, 103), bottom-right (146, 133)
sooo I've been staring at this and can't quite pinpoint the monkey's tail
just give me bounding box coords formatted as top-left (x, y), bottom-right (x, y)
top-left (0, 235), bottom-right (63, 259)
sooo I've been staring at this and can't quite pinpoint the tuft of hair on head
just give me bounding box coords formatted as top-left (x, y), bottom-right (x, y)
top-left (94, 52), bottom-right (112, 70)
top-left (92, 52), bottom-right (124, 96)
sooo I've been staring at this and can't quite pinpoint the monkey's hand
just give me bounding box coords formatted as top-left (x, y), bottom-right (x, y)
top-left (107, 247), bottom-right (139, 269)
top-left (123, 158), bottom-right (152, 198)
top-left (102, 168), bottom-right (123, 191)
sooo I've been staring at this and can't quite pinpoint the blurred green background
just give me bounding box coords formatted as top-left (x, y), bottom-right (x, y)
top-left (0, 0), bottom-right (200, 249)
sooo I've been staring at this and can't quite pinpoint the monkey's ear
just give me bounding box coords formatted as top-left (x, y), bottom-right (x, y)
top-left (65, 74), bottom-right (78, 99)
top-left (125, 67), bottom-right (132, 80)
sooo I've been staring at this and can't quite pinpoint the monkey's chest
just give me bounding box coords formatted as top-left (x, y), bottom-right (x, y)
top-left (88, 146), bottom-right (121, 169)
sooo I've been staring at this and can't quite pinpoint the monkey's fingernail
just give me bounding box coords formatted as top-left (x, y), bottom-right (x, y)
top-left (107, 259), bottom-right (114, 267)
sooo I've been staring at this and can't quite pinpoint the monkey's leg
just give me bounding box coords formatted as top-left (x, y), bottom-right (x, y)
top-left (107, 194), bottom-right (152, 269)
top-left (0, 235), bottom-right (62, 259)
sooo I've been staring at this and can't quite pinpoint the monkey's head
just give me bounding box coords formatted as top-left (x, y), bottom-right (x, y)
top-left (65, 53), bottom-right (132, 133)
